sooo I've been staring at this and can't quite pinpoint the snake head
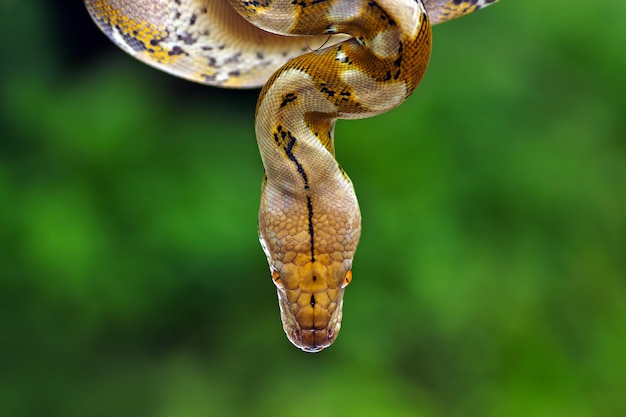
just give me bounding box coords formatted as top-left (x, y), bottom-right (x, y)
top-left (270, 257), bottom-right (353, 352)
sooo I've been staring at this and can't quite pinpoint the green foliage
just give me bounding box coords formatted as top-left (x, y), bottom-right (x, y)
top-left (1, 1), bottom-right (624, 416)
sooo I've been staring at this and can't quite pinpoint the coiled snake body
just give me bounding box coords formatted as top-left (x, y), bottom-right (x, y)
top-left (85, 0), bottom-right (497, 352)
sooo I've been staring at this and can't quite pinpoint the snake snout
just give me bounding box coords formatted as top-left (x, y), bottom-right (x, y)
top-left (274, 260), bottom-right (349, 351)
top-left (279, 294), bottom-right (341, 352)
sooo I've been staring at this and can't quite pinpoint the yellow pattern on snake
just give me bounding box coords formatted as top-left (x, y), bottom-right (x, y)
top-left (85, 0), bottom-right (497, 352)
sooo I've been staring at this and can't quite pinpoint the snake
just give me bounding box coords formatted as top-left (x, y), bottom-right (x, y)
top-left (85, 0), bottom-right (497, 352)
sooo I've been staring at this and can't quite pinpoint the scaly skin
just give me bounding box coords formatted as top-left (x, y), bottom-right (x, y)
top-left (84, 0), bottom-right (498, 352)
top-left (244, 0), bottom-right (433, 351)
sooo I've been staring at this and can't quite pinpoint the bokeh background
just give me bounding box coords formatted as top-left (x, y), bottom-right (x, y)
top-left (1, 0), bottom-right (625, 416)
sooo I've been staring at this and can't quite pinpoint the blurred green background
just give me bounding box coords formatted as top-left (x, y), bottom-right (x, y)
top-left (1, 0), bottom-right (625, 416)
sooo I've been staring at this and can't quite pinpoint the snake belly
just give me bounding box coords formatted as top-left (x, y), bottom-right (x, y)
top-left (84, 0), bottom-right (498, 352)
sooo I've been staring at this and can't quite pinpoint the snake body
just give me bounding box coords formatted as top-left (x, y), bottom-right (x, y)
top-left (85, 0), bottom-right (497, 352)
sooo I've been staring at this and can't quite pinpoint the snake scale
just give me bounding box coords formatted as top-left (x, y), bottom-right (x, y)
top-left (85, 0), bottom-right (497, 352)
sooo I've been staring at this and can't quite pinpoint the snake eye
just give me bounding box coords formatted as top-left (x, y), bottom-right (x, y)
top-left (342, 270), bottom-right (352, 288)
top-left (271, 270), bottom-right (284, 288)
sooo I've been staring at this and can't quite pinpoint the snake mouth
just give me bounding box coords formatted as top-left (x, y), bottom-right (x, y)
top-left (289, 328), bottom-right (334, 352)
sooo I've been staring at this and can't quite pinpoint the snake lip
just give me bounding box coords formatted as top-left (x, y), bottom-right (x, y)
top-left (289, 328), bottom-right (334, 352)
top-left (301, 345), bottom-right (325, 353)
